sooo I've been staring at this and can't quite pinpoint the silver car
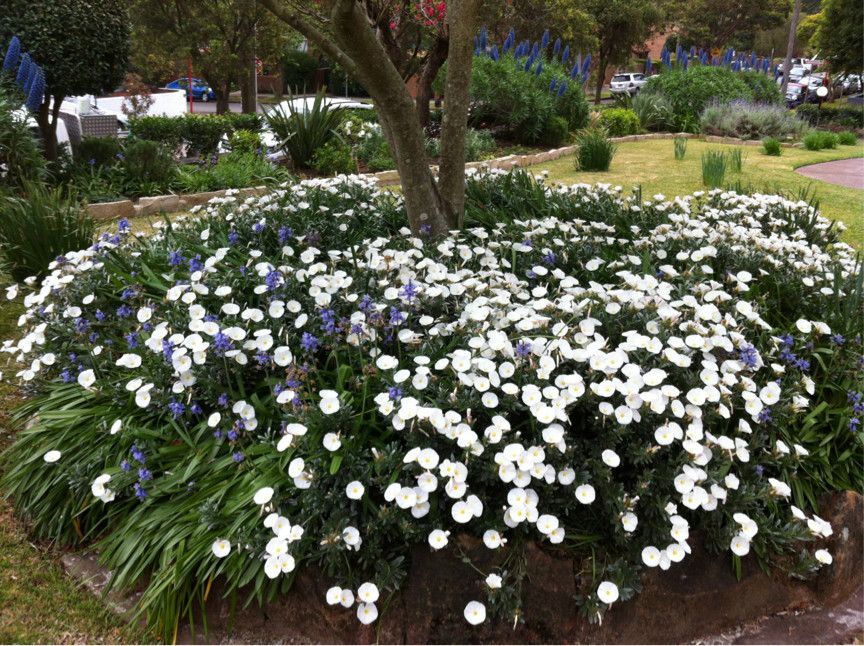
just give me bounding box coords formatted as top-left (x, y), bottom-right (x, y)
top-left (610, 73), bottom-right (647, 95)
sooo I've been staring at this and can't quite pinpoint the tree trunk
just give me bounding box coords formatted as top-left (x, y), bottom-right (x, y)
top-left (36, 96), bottom-right (61, 161)
top-left (437, 0), bottom-right (482, 229)
top-left (215, 81), bottom-right (231, 114)
top-left (415, 37), bottom-right (449, 129)
top-left (594, 53), bottom-right (606, 105)
top-left (781, 0), bottom-right (802, 95)
top-left (240, 52), bottom-right (257, 113)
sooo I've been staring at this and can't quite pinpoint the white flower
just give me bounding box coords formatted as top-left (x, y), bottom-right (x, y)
top-left (730, 534), bottom-right (750, 556)
top-left (357, 602), bottom-right (379, 624)
top-left (485, 573), bottom-right (502, 589)
top-left (795, 319), bottom-right (812, 334)
top-left (323, 433), bottom-right (341, 451)
top-left (346, 481), bottom-right (365, 500)
top-left (575, 484), bottom-right (596, 504)
top-left (597, 581), bottom-right (619, 604)
top-left (77, 369), bottom-right (96, 389)
top-left (601, 449), bottom-right (620, 468)
top-left (211, 539), bottom-right (231, 558)
top-left (463, 600), bottom-right (486, 625)
top-left (207, 412), bottom-right (221, 428)
top-left (428, 529), bottom-right (449, 550)
top-left (326, 586), bottom-right (343, 605)
top-left (319, 392), bottom-right (341, 415)
top-left (641, 546), bottom-right (661, 567)
top-left (621, 512), bottom-right (638, 532)
top-left (357, 582), bottom-right (380, 603)
top-left (253, 486), bottom-right (274, 505)
top-left (814, 549), bottom-right (832, 565)
top-left (43, 450), bottom-right (61, 463)
top-left (483, 529), bottom-right (502, 549)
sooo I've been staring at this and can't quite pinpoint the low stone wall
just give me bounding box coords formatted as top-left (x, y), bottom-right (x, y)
top-left (86, 186), bottom-right (269, 221)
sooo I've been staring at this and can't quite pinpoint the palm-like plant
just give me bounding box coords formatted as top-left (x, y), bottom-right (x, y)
top-left (263, 89), bottom-right (344, 169)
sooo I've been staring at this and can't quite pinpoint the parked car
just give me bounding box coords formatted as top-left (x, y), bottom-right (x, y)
top-left (785, 83), bottom-right (808, 108)
top-left (609, 73), bottom-right (647, 95)
top-left (801, 74), bottom-right (829, 102)
top-left (834, 73), bottom-right (862, 95)
top-left (788, 66), bottom-right (808, 83)
top-left (164, 78), bottom-right (216, 102)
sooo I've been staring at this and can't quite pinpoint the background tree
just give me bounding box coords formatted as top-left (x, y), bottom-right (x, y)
top-left (261, 0), bottom-right (482, 235)
top-left (813, 0), bottom-right (863, 75)
top-left (673, 0), bottom-right (789, 51)
top-left (780, 0), bottom-right (802, 96)
top-left (0, 0), bottom-right (129, 160)
top-left (581, 0), bottom-right (664, 104)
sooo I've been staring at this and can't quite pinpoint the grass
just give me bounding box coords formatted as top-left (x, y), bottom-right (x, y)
top-left (528, 138), bottom-right (864, 245)
top-left (0, 300), bottom-right (142, 643)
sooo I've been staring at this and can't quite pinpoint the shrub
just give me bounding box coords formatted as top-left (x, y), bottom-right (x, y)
top-left (598, 108), bottom-right (640, 137)
top-left (837, 131), bottom-right (858, 145)
top-left (803, 130), bottom-right (838, 151)
top-left (119, 139), bottom-right (176, 196)
top-left (674, 137), bottom-right (687, 160)
top-left (631, 92), bottom-right (675, 132)
top-left (699, 102), bottom-right (808, 140)
top-left (762, 137), bottom-right (782, 156)
top-left (797, 103), bottom-right (864, 129)
top-left (539, 115), bottom-right (570, 147)
top-left (1, 171), bottom-right (858, 640)
top-left (425, 128), bottom-right (497, 161)
top-left (129, 114), bottom-right (262, 158)
top-left (128, 115), bottom-right (183, 151)
top-left (456, 53), bottom-right (589, 145)
top-left (181, 115), bottom-right (228, 157)
top-left (0, 85), bottom-right (45, 193)
top-left (728, 148), bottom-right (744, 173)
top-left (263, 90), bottom-right (342, 168)
top-left (0, 180), bottom-right (93, 280)
top-left (311, 140), bottom-right (356, 175)
top-left (227, 129), bottom-right (262, 155)
top-left (739, 70), bottom-right (783, 104)
top-left (223, 112), bottom-right (263, 133)
top-left (575, 128), bottom-right (615, 171)
top-left (642, 67), bottom-right (753, 131)
top-left (282, 50), bottom-right (318, 92)
top-left (175, 151), bottom-right (288, 193)
top-left (818, 131), bottom-right (838, 149)
top-left (702, 150), bottom-right (727, 187)
top-left (74, 136), bottom-right (121, 168)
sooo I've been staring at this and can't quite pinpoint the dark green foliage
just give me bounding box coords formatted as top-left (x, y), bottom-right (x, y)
top-left (180, 115), bottom-right (227, 157)
top-left (282, 50), bottom-right (318, 92)
top-left (642, 67), bottom-right (754, 131)
top-left (0, 181), bottom-right (93, 280)
top-left (762, 137), bottom-right (782, 156)
top-left (575, 129), bottom-right (615, 171)
top-left (803, 130), bottom-right (839, 151)
top-left (815, 0), bottom-right (864, 76)
top-left (837, 131), bottom-right (858, 145)
top-left (539, 115), bottom-right (571, 146)
top-left (701, 150), bottom-right (727, 187)
top-left (175, 152), bottom-right (289, 193)
top-left (311, 140), bottom-right (356, 175)
top-left (425, 128), bottom-right (496, 161)
top-left (128, 114), bottom-right (263, 157)
top-left (674, 137), bottom-right (687, 160)
top-left (119, 139), bottom-right (176, 196)
top-left (739, 70), bottom-right (783, 104)
top-left (797, 103), bottom-right (864, 129)
top-left (458, 54), bottom-right (588, 145)
top-left (127, 116), bottom-right (184, 150)
top-left (598, 108), bottom-right (641, 137)
top-left (74, 137), bottom-right (122, 168)
top-left (0, 85), bottom-right (45, 193)
top-left (0, 0), bottom-right (129, 100)
top-left (226, 129), bottom-right (263, 155)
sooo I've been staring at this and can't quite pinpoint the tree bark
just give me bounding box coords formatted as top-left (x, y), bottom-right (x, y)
top-left (36, 96), bottom-right (61, 162)
top-left (594, 52), bottom-right (606, 105)
top-left (437, 0), bottom-right (482, 228)
top-left (415, 36), bottom-right (449, 128)
top-left (215, 81), bottom-right (231, 114)
top-left (240, 55), bottom-right (258, 113)
top-left (781, 0), bottom-right (802, 95)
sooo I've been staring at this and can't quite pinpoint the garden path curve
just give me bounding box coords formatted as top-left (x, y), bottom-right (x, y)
top-left (795, 158), bottom-right (864, 189)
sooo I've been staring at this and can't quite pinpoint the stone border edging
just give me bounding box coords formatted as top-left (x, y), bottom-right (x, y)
top-left (84, 133), bottom-right (798, 219)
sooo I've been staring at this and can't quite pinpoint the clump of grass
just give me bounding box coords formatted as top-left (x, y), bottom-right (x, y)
top-left (701, 150), bottom-right (727, 188)
top-left (837, 131), bottom-right (857, 146)
top-left (762, 137), bottom-right (782, 156)
top-left (803, 130), bottom-right (839, 151)
top-left (575, 128), bottom-right (616, 171)
top-left (727, 147), bottom-right (744, 172)
top-left (673, 137), bottom-right (687, 160)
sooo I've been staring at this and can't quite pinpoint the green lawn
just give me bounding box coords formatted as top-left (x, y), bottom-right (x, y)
top-left (527, 139), bottom-right (864, 246)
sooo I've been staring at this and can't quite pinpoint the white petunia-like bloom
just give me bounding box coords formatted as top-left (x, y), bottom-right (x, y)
top-left (814, 549), bottom-right (832, 565)
top-left (597, 581), bottom-right (619, 604)
top-left (428, 529), bottom-right (449, 550)
top-left (77, 369), bottom-right (96, 389)
top-left (253, 486), bottom-right (274, 505)
top-left (730, 534), bottom-right (750, 556)
top-left (357, 602), bottom-right (379, 624)
top-left (601, 449), bottom-right (621, 468)
top-left (43, 450), bottom-right (61, 463)
top-left (211, 538), bottom-right (231, 558)
top-left (319, 391), bottom-right (341, 415)
top-left (464, 600), bottom-right (486, 625)
top-left (485, 573), bottom-right (502, 589)
top-left (357, 582), bottom-right (379, 603)
top-left (575, 484), bottom-right (596, 504)
top-left (346, 481), bottom-right (365, 500)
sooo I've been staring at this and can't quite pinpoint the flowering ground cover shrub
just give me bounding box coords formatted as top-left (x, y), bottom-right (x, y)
top-left (1, 171), bottom-right (862, 639)
top-left (700, 102), bottom-right (808, 140)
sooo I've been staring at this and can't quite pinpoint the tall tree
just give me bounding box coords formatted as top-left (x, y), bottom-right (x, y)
top-left (261, 0), bottom-right (483, 235)
top-left (814, 0), bottom-right (863, 76)
top-left (780, 0), bottom-right (802, 96)
top-left (673, 0), bottom-right (789, 51)
top-left (581, 0), bottom-right (664, 105)
top-left (0, 0), bottom-right (129, 160)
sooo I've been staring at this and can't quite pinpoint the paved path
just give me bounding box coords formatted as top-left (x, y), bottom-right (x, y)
top-left (796, 157), bottom-right (864, 189)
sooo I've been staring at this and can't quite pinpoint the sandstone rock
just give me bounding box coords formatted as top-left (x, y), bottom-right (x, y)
top-left (87, 199), bottom-right (136, 221)
top-left (136, 194), bottom-right (180, 216)
top-left (179, 190), bottom-right (228, 209)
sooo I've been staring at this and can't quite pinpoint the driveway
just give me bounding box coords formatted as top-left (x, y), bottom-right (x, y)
top-left (796, 157), bottom-right (864, 189)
